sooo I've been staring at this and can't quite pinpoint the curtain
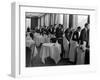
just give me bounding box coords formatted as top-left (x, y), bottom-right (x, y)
top-left (69, 14), bottom-right (73, 28)
top-left (45, 13), bottom-right (50, 27)
top-left (63, 14), bottom-right (67, 30)
top-left (73, 15), bottom-right (78, 29)
top-left (41, 16), bottom-right (44, 27)
top-left (50, 14), bottom-right (55, 26)
top-left (59, 14), bottom-right (63, 24)
top-left (38, 18), bottom-right (41, 29)
top-left (55, 14), bottom-right (59, 25)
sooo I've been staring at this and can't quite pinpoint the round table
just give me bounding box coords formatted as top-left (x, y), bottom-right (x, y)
top-left (40, 43), bottom-right (61, 64)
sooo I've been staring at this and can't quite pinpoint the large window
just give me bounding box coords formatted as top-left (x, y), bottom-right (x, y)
top-left (25, 18), bottom-right (31, 31)
top-left (78, 15), bottom-right (88, 29)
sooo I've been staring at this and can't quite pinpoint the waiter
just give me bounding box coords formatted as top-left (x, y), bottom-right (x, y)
top-left (79, 23), bottom-right (90, 64)
top-left (65, 27), bottom-right (73, 41)
top-left (55, 24), bottom-right (64, 58)
top-left (55, 24), bottom-right (63, 39)
top-left (72, 26), bottom-right (81, 44)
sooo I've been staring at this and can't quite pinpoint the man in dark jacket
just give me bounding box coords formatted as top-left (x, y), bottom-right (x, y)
top-left (48, 25), bottom-right (55, 35)
top-left (72, 26), bottom-right (81, 44)
top-left (79, 23), bottom-right (90, 64)
top-left (80, 23), bottom-right (89, 48)
top-left (55, 24), bottom-right (64, 58)
top-left (65, 27), bottom-right (73, 41)
top-left (55, 24), bottom-right (63, 39)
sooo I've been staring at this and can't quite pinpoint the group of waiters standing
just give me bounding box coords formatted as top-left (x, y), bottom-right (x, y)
top-left (27, 22), bottom-right (90, 64)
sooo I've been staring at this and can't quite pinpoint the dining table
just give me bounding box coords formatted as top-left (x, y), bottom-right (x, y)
top-left (40, 42), bottom-right (61, 64)
top-left (68, 40), bottom-right (78, 62)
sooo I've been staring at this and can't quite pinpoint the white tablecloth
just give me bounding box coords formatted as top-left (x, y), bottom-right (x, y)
top-left (76, 47), bottom-right (85, 64)
top-left (40, 43), bottom-right (61, 64)
top-left (63, 37), bottom-right (69, 58)
top-left (69, 40), bottom-right (78, 62)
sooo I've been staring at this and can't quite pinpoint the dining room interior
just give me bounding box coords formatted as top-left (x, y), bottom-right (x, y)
top-left (25, 12), bottom-right (90, 67)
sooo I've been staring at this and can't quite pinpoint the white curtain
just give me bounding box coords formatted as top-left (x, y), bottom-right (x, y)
top-left (45, 14), bottom-right (50, 26)
top-left (38, 18), bottom-right (41, 29)
top-left (63, 14), bottom-right (67, 30)
top-left (55, 14), bottom-right (59, 25)
top-left (59, 14), bottom-right (63, 24)
top-left (41, 16), bottom-right (44, 27)
top-left (73, 15), bottom-right (78, 29)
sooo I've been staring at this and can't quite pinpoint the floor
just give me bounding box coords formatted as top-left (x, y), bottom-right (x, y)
top-left (26, 46), bottom-right (76, 67)
top-left (26, 43), bottom-right (90, 67)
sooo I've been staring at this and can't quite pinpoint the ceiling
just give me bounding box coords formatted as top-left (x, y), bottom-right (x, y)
top-left (26, 12), bottom-right (45, 18)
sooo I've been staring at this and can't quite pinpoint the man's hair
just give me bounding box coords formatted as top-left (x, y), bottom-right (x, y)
top-left (61, 25), bottom-right (63, 28)
top-left (27, 27), bottom-right (30, 32)
top-left (85, 23), bottom-right (89, 28)
top-left (77, 26), bottom-right (81, 30)
top-left (30, 33), bottom-right (33, 40)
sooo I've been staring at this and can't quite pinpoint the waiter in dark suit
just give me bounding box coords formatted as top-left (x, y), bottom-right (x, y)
top-left (80, 23), bottom-right (89, 48)
top-left (43, 26), bottom-right (48, 35)
top-left (55, 24), bottom-right (64, 58)
top-left (55, 24), bottom-right (63, 39)
top-left (65, 27), bottom-right (73, 41)
top-left (48, 25), bottom-right (55, 35)
top-left (72, 26), bottom-right (81, 44)
top-left (79, 23), bottom-right (90, 64)
top-left (48, 25), bottom-right (52, 34)
top-left (51, 26), bottom-right (55, 35)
